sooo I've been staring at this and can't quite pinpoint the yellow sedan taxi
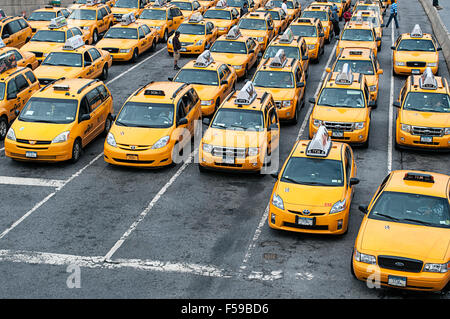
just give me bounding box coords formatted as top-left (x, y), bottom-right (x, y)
top-left (0, 43), bottom-right (39, 70)
top-left (170, 0), bottom-right (205, 19)
top-left (5, 78), bottom-right (114, 163)
top-left (311, 0), bottom-right (343, 18)
top-left (199, 81), bottom-right (280, 173)
top-left (203, 0), bottom-right (240, 36)
top-left (271, 0), bottom-right (301, 23)
top-left (289, 18), bottom-right (325, 63)
top-left (392, 24), bottom-right (441, 76)
top-left (104, 81), bottom-right (202, 167)
top-left (256, 1), bottom-right (289, 35)
top-left (337, 20), bottom-right (380, 58)
top-left (27, 6), bottom-right (71, 34)
top-left (34, 35), bottom-right (112, 85)
top-left (394, 68), bottom-right (450, 150)
top-left (352, 170), bottom-right (450, 292)
top-left (269, 126), bottom-right (359, 235)
top-left (237, 12), bottom-right (276, 51)
top-left (301, 5), bottom-right (334, 43)
top-left (253, 49), bottom-right (306, 123)
top-left (111, 0), bottom-right (150, 23)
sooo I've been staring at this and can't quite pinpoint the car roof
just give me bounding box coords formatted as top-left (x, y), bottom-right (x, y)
top-left (131, 81), bottom-right (188, 103)
top-left (406, 74), bottom-right (449, 95)
top-left (221, 89), bottom-right (270, 111)
top-left (257, 56), bottom-right (298, 72)
top-left (0, 67), bottom-right (28, 82)
top-left (338, 47), bottom-right (373, 60)
top-left (325, 71), bottom-right (366, 89)
top-left (182, 59), bottom-right (223, 71)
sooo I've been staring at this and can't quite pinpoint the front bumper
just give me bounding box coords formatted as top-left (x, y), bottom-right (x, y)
top-left (5, 139), bottom-right (73, 162)
top-left (104, 143), bottom-right (174, 167)
top-left (199, 148), bottom-right (264, 172)
top-left (393, 64), bottom-right (438, 76)
top-left (275, 103), bottom-right (296, 120)
top-left (107, 50), bottom-right (134, 61)
top-left (167, 42), bottom-right (206, 55)
top-left (396, 129), bottom-right (450, 149)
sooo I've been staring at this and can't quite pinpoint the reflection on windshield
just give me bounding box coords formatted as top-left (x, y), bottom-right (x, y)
top-left (19, 98), bottom-right (78, 124)
top-left (259, 10), bottom-right (280, 20)
top-left (318, 88), bottom-right (365, 108)
top-left (302, 11), bottom-right (328, 21)
top-left (212, 108), bottom-right (264, 131)
top-left (115, 0), bottom-right (139, 8)
top-left (238, 19), bottom-right (267, 30)
top-left (69, 9), bottom-right (96, 20)
top-left (397, 39), bottom-right (435, 52)
top-left (290, 25), bottom-right (317, 37)
top-left (174, 69), bottom-right (219, 86)
top-left (172, 2), bottom-right (193, 11)
top-left (204, 10), bottom-right (231, 20)
top-left (227, 0), bottom-right (248, 7)
top-left (351, 16), bottom-right (380, 27)
top-left (139, 10), bottom-right (166, 20)
top-left (404, 92), bottom-right (450, 113)
top-left (104, 28), bottom-right (138, 39)
top-left (177, 24), bottom-right (205, 35)
top-left (28, 11), bottom-right (56, 21)
top-left (116, 102), bottom-right (174, 128)
top-left (210, 40), bottom-right (247, 54)
top-left (273, 0), bottom-right (294, 9)
top-left (341, 29), bottom-right (374, 41)
top-left (334, 60), bottom-right (374, 75)
top-left (253, 71), bottom-right (294, 88)
top-left (264, 46), bottom-right (299, 59)
top-left (31, 30), bottom-right (66, 43)
top-left (281, 157), bottom-right (344, 186)
top-left (43, 52), bottom-right (83, 67)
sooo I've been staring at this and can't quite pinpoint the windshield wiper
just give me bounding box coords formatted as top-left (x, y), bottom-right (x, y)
top-left (401, 218), bottom-right (431, 226)
top-left (281, 176), bottom-right (303, 184)
top-left (212, 123), bottom-right (227, 129)
top-left (374, 213), bottom-right (399, 221)
top-left (230, 124), bottom-right (246, 130)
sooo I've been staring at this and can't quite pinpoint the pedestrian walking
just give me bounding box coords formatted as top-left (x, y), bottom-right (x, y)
top-left (281, 0), bottom-right (288, 16)
top-left (385, 0), bottom-right (399, 29)
top-left (331, 4), bottom-right (340, 36)
top-left (343, 9), bottom-right (352, 23)
top-left (173, 31), bottom-right (181, 70)
top-left (433, 0), bottom-right (443, 10)
top-left (240, 2), bottom-right (249, 17)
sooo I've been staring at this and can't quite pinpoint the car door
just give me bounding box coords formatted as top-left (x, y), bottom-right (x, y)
top-left (97, 9), bottom-right (106, 33)
top-left (220, 64), bottom-right (234, 98)
top-left (17, 18), bottom-right (32, 46)
top-left (77, 96), bottom-right (95, 146)
top-left (3, 20), bottom-right (21, 48)
top-left (88, 48), bottom-right (103, 78)
top-left (137, 26), bottom-right (148, 52)
top-left (83, 50), bottom-right (96, 78)
top-left (174, 97), bottom-right (189, 146)
top-left (86, 87), bottom-right (105, 137)
top-left (246, 38), bottom-right (257, 67)
top-left (24, 70), bottom-right (40, 94)
top-left (173, 8), bottom-right (184, 30)
top-left (180, 90), bottom-right (196, 137)
top-left (294, 64), bottom-right (305, 103)
top-left (5, 77), bottom-right (21, 119)
top-left (267, 103), bottom-right (279, 153)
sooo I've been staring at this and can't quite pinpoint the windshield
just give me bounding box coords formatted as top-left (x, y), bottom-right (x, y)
top-left (227, 0), bottom-right (248, 7)
top-left (115, 0), bottom-right (139, 8)
top-left (273, 0), bottom-right (294, 9)
top-left (318, 88), bottom-right (366, 108)
top-left (177, 24), bottom-right (205, 35)
top-left (281, 157), bottom-right (344, 187)
top-left (397, 39), bottom-right (436, 52)
top-left (403, 92), bottom-right (450, 113)
top-left (355, 5), bottom-right (380, 15)
top-left (139, 9), bottom-right (166, 20)
top-left (116, 102), bottom-right (174, 128)
top-left (211, 108), bottom-right (264, 131)
top-left (42, 52), bottom-right (83, 67)
top-left (210, 40), bottom-right (247, 54)
top-left (238, 18), bottom-right (267, 30)
top-left (253, 71), bottom-right (294, 88)
top-left (369, 191), bottom-right (450, 229)
top-left (19, 97), bottom-right (78, 124)
top-left (302, 11), bottom-right (328, 21)
top-left (351, 15), bottom-right (380, 27)
top-left (341, 29), bottom-right (374, 41)
top-left (264, 45), bottom-right (300, 59)
top-left (0, 83), bottom-right (4, 100)
top-left (69, 9), bottom-right (96, 20)
top-left (204, 10), bottom-right (231, 20)
top-left (28, 11), bottom-right (57, 21)
top-left (171, 1), bottom-right (193, 10)
top-left (334, 60), bottom-right (374, 75)
top-left (174, 69), bottom-right (219, 86)
top-left (259, 10), bottom-right (280, 20)
top-left (104, 27), bottom-right (138, 39)
top-left (31, 30), bottom-right (66, 43)
top-left (290, 25), bottom-right (317, 37)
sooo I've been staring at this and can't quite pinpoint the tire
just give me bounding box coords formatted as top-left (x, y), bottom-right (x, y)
top-left (71, 138), bottom-right (82, 164)
top-left (198, 164), bottom-right (207, 173)
top-left (150, 40), bottom-right (156, 51)
top-left (100, 64), bottom-right (108, 81)
top-left (290, 100), bottom-right (299, 125)
top-left (162, 29), bottom-right (168, 43)
top-left (131, 48), bottom-right (138, 62)
top-left (0, 116), bottom-right (8, 141)
top-left (92, 29), bottom-right (99, 44)
top-left (350, 250), bottom-right (357, 278)
top-left (103, 114), bottom-right (112, 136)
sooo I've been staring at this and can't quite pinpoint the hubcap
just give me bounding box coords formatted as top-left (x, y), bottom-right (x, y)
top-left (0, 120), bottom-right (6, 137)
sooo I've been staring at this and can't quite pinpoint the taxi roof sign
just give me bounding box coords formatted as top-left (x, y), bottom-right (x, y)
top-left (86, 0), bottom-right (101, 6)
top-left (265, 0), bottom-right (274, 9)
top-left (216, 0), bottom-right (227, 8)
top-left (48, 16), bottom-right (67, 29)
top-left (63, 35), bottom-right (85, 50)
top-left (121, 12), bottom-right (136, 25)
top-left (235, 81), bottom-right (257, 105)
top-left (410, 24), bottom-right (423, 38)
top-left (419, 67), bottom-right (437, 90)
top-left (306, 125), bottom-right (331, 157)
top-left (189, 12), bottom-right (204, 23)
top-left (335, 63), bottom-right (353, 85)
top-left (144, 89), bottom-right (165, 96)
top-left (404, 172), bottom-right (434, 183)
top-left (153, 0), bottom-right (167, 6)
top-left (194, 50), bottom-right (214, 67)
top-left (225, 26), bottom-right (241, 39)
top-left (269, 49), bottom-right (287, 68)
top-left (279, 28), bottom-right (294, 43)
top-left (0, 52), bottom-right (17, 74)
top-left (53, 84), bottom-right (70, 91)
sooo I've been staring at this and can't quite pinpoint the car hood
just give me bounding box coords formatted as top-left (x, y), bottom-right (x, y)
top-left (68, 20), bottom-right (95, 29)
top-left (137, 19), bottom-right (166, 27)
top-left (111, 7), bottom-right (139, 15)
top-left (339, 40), bottom-right (376, 50)
top-left (254, 87), bottom-right (296, 101)
top-left (35, 65), bottom-right (82, 79)
top-left (205, 19), bottom-right (233, 28)
top-left (394, 50), bottom-right (438, 62)
top-left (110, 125), bottom-right (173, 146)
top-left (178, 34), bottom-right (205, 42)
top-left (22, 41), bottom-right (64, 53)
top-left (97, 38), bottom-right (137, 49)
top-left (202, 127), bottom-right (265, 148)
top-left (28, 21), bottom-right (50, 30)
top-left (313, 105), bottom-right (369, 122)
top-left (191, 85), bottom-right (222, 100)
top-left (210, 52), bottom-right (247, 65)
top-left (239, 29), bottom-right (267, 38)
top-left (12, 121), bottom-right (74, 141)
top-left (400, 109), bottom-right (450, 128)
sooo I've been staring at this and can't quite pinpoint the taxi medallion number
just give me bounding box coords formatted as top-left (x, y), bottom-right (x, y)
top-left (332, 131), bottom-right (344, 138)
top-left (25, 151), bottom-right (37, 158)
top-left (296, 216), bottom-right (315, 226)
top-left (388, 275), bottom-right (407, 287)
top-left (127, 154), bottom-right (138, 160)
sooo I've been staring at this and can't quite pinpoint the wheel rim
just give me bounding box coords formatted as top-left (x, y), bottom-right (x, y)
top-left (0, 120), bottom-right (7, 138)
top-left (73, 142), bottom-right (80, 160)
top-left (93, 31), bottom-right (98, 43)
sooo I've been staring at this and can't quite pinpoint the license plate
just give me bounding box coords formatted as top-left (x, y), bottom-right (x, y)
top-left (296, 216), bottom-right (314, 226)
top-left (332, 131), bottom-right (344, 138)
top-left (412, 69), bottom-right (420, 74)
top-left (127, 154), bottom-right (138, 160)
top-left (388, 275), bottom-right (407, 287)
top-left (420, 136), bottom-right (433, 143)
top-left (223, 157), bottom-right (234, 164)
top-left (180, 47), bottom-right (187, 52)
top-left (25, 151), bottom-right (37, 158)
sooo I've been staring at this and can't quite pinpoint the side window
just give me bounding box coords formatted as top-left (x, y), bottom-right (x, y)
top-left (57, 11), bottom-right (63, 17)
top-left (85, 88), bottom-right (102, 112)
top-left (79, 97), bottom-right (90, 119)
top-left (71, 28), bottom-right (83, 37)
top-left (138, 27), bottom-right (145, 39)
top-left (25, 70), bottom-right (37, 84)
top-left (142, 25), bottom-right (151, 35)
top-left (97, 10), bottom-right (104, 20)
top-left (176, 9), bottom-right (182, 16)
top-left (168, 9), bottom-right (174, 18)
top-left (18, 19), bottom-right (29, 30)
top-left (66, 30), bottom-right (74, 39)
top-left (181, 91), bottom-right (194, 113)
top-left (12, 50), bottom-right (23, 61)
top-left (97, 84), bottom-right (110, 101)
top-left (189, 88), bottom-right (199, 105)
top-left (15, 74), bottom-right (29, 92)
top-left (7, 20), bottom-right (21, 35)
top-left (100, 8), bottom-right (108, 18)
top-left (218, 67), bottom-right (226, 81)
top-left (373, 173), bottom-right (391, 200)
top-left (193, 1), bottom-right (199, 10)
top-left (88, 48), bottom-right (101, 60)
top-left (177, 99), bottom-right (187, 119)
top-left (7, 78), bottom-right (18, 97)
top-left (400, 84), bottom-right (407, 102)
top-left (345, 147), bottom-right (352, 182)
top-left (63, 9), bottom-right (71, 18)
top-left (364, 84), bottom-right (370, 104)
top-left (105, 6), bottom-right (111, 14)
top-left (84, 51), bottom-right (93, 64)
top-left (295, 67), bottom-right (301, 83)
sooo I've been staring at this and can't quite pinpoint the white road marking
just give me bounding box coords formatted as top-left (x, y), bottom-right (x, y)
top-left (0, 176), bottom-right (65, 188)
top-left (388, 24), bottom-right (395, 173)
top-left (0, 147), bottom-right (4, 152)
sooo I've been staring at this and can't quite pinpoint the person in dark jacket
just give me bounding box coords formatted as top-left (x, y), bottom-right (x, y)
top-left (433, 0), bottom-right (442, 10)
top-left (343, 9), bottom-right (352, 23)
top-left (331, 4), bottom-right (340, 36)
top-left (173, 31), bottom-right (181, 70)
top-left (240, 2), bottom-right (249, 17)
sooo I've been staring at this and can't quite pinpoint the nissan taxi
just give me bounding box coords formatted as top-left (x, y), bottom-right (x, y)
top-left (337, 20), bottom-right (380, 58)
top-left (209, 26), bottom-right (261, 79)
top-left (309, 64), bottom-right (375, 147)
top-left (352, 170), bottom-right (450, 292)
top-left (27, 6), bottom-right (71, 34)
top-left (271, 0), bottom-right (301, 23)
top-left (172, 50), bottom-right (237, 116)
top-left (104, 81), bottom-right (202, 167)
top-left (269, 126), bottom-right (359, 235)
top-left (167, 13), bottom-right (218, 55)
top-left (170, 0), bottom-right (205, 19)
top-left (256, 1), bottom-right (289, 35)
top-left (392, 25), bottom-right (441, 76)
top-left (96, 13), bottom-right (157, 62)
top-left (328, 47), bottom-right (383, 103)
top-left (199, 81), bottom-right (280, 173)
top-left (0, 53), bottom-right (40, 140)
top-left (351, 10), bottom-right (383, 49)
top-left (301, 5), bottom-right (333, 43)
top-left (111, 0), bottom-right (150, 23)
top-left (203, 0), bottom-right (240, 36)
top-left (394, 68), bottom-right (450, 150)
top-left (237, 12), bottom-right (275, 51)
top-left (289, 18), bottom-right (325, 62)
top-left (22, 17), bottom-right (90, 63)
top-left (253, 49), bottom-right (305, 123)
top-left (5, 78), bottom-right (114, 163)
top-left (0, 41), bottom-right (39, 70)
top-left (0, 16), bottom-right (33, 49)
top-left (34, 35), bottom-right (112, 85)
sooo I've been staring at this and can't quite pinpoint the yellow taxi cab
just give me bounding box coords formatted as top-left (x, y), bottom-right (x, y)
top-left (326, 0), bottom-right (346, 19)
top-left (301, 5), bottom-right (334, 43)
top-left (350, 10), bottom-right (383, 49)
top-left (0, 53), bottom-right (40, 140)
top-left (289, 18), bottom-right (325, 63)
top-left (170, 0), bottom-right (205, 19)
top-left (0, 41), bottom-right (39, 70)
top-left (111, 0), bottom-right (150, 23)
top-left (5, 78), bottom-right (113, 163)
top-left (27, 5), bottom-right (71, 34)
top-left (199, 80), bottom-right (280, 173)
top-left (226, 0), bottom-right (259, 13)
top-left (309, 63), bottom-right (375, 147)
top-left (394, 68), bottom-right (450, 150)
top-left (352, 170), bottom-right (450, 292)
top-left (70, 0), bottom-right (116, 10)
top-left (268, 126), bottom-right (359, 235)
top-left (0, 16), bottom-right (33, 49)
top-left (337, 19), bottom-right (380, 58)
top-left (171, 50), bottom-right (237, 117)
top-left (21, 17), bottom-right (91, 63)
top-left (209, 26), bottom-right (261, 79)
top-left (203, 0), bottom-right (240, 36)
top-left (237, 11), bottom-right (275, 51)
top-left (253, 49), bottom-right (305, 123)
top-left (328, 47), bottom-right (383, 103)
top-left (68, 0), bottom-right (115, 43)
top-left (167, 13), bottom-right (218, 55)
top-left (96, 13), bottom-right (157, 62)
top-left (137, 1), bottom-right (184, 42)
top-left (271, 0), bottom-right (301, 24)
top-left (104, 81), bottom-right (202, 167)
top-left (256, 1), bottom-right (289, 35)
top-left (353, 0), bottom-right (384, 23)
top-left (310, 0), bottom-right (342, 19)
top-left (34, 35), bottom-right (112, 85)
top-left (198, 0), bottom-right (219, 10)
top-left (392, 24), bottom-right (441, 76)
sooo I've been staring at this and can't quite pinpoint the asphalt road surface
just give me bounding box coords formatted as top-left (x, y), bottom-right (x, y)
top-left (0, 0), bottom-right (448, 299)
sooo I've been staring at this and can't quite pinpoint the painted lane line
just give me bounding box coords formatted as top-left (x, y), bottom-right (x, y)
top-left (388, 24), bottom-right (395, 173)
top-left (0, 176), bottom-right (65, 188)
top-left (0, 147), bottom-right (4, 152)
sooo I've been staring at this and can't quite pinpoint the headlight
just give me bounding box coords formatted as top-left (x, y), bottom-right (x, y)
top-left (354, 122), bottom-right (365, 130)
top-left (308, 44), bottom-right (316, 50)
top-left (247, 147), bottom-right (259, 156)
top-left (119, 49), bottom-right (131, 53)
top-left (282, 100), bottom-right (292, 107)
top-left (202, 143), bottom-right (213, 153)
top-left (201, 99), bottom-right (214, 106)
top-left (233, 65), bottom-right (242, 70)
top-left (313, 119), bottom-right (322, 127)
top-left (272, 193), bottom-right (284, 210)
top-left (354, 250), bottom-right (376, 265)
top-left (427, 62), bottom-right (437, 67)
top-left (424, 262), bottom-right (449, 273)
top-left (6, 127), bottom-right (16, 141)
top-left (195, 40), bottom-right (204, 46)
top-left (395, 61), bottom-right (405, 66)
top-left (257, 37), bottom-right (264, 42)
top-left (444, 127), bottom-right (450, 135)
top-left (106, 132), bottom-right (117, 147)
top-left (83, 26), bottom-right (90, 31)
top-left (152, 135), bottom-right (170, 149)
top-left (52, 131), bottom-right (70, 144)
top-left (400, 123), bottom-right (411, 133)
top-left (369, 85), bottom-right (377, 92)
top-left (330, 199), bottom-right (346, 214)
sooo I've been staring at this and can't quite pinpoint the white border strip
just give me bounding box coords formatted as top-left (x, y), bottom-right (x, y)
top-left (0, 176), bottom-right (65, 188)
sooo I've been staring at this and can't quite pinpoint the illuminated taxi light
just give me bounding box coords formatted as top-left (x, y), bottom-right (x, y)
top-left (226, 26), bottom-right (241, 39)
top-left (403, 172), bottom-right (435, 183)
top-left (62, 35), bottom-right (85, 51)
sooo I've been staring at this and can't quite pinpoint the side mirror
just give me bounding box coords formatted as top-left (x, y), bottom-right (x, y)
top-left (177, 117), bottom-right (188, 126)
top-left (437, 47), bottom-right (442, 51)
top-left (393, 101), bottom-right (401, 108)
top-left (168, 77), bottom-right (173, 81)
top-left (80, 114), bottom-right (91, 122)
top-left (202, 117), bottom-right (210, 125)
top-left (358, 205), bottom-right (368, 214)
top-left (270, 172), bottom-right (279, 179)
top-left (7, 92), bottom-right (17, 100)
top-left (390, 45), bottom-right (395, 50)
top-left (302, 55), bottom-right (308, 61)
top-left (296, 81), bottom-right (304, 88)
top-left (377, 69), bottom-right (384, 75)
top-left (308, 97), bottom-right (316, 104)
top-left (349, 177), bottom-right (360, 186)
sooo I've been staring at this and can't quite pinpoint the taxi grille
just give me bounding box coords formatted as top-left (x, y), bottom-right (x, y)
top-left (406, 61), bottom-right (426, 68)
top-left (103, 47), bottom-right (119, 54)
top-left (212, 146), bottom-right (246, 159)
top-left (31, 51), bottom-right (43, 58)
top-left (117, 144), bottom-right (151, 151)
top-left (377, 256), bottom-right (423, 273)
top-left (323, 121), bottom-right (354, 132)
top-left (411, 126), bottom-right (444, 137)
top-left (181, 42), bottom-right (194, 47)
top-left (283, 222), bottom-right (328, 230)
top-left (288, 210), bottom-right (326, 216)
top-left (16, 139), bottom-right (51, 145)
top-left (113, 14), bottom-right (123, 20)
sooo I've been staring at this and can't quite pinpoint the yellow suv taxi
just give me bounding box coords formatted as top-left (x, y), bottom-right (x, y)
top-left (309, 63), bottom-right (375, 147)
top-left (167, 13), bottom-right (218, 55)
top-left (253, 49), bottom-right (306, 123)
top-left (111, 0), bottom-right (150, 23)
top-left (271, 0), bottom-right (301, 23)
top-left (269, 126), bottom-right (359, 235)
top-left (203, 0), bottom-right (240, 36)
top-left (209, 26), bottom-right (261, 79)
top-left (172, 50), bottom-right (237, 117)
top-left (392, 24), bottom-right (441, 76)
top-left (104, 81), bottom-right (202, 167)
top-left (237, 12), bottom-right (275, 51)
top-left (96, 13), bottom-right (158, 62)
top-left (170, 0), bottom-right (205, 19)
top-left (394, 68), bottom-right (450, 150)
top-left (35, 35), bottom-right (112, 85)
top-left (337, 20), bottom-right (380, 58)
top-left (352, 170), bottom-right (450, 292)
top-left (199, 81), bottom-right (280, 172)
top-left (351, 10), bottom-right (383, 49)
top-left (353, 0), bottom-right (384, 23)
top-left (5, 78), bottom-right (114, 163)
top-left (311, 0), bottom-right (343, 19)
top-left (0, 42), bottom-right (39, 70)
top-left (289, 18), bottom-right (325, 63)
top-left (0, 16), bottom-right (33, 49)
top-left (27, 5), bottom-right (71, 34)
top-left (256, 1), bottom-right (289, 35)
top-left (301, 5), bottom-right (333, 43)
